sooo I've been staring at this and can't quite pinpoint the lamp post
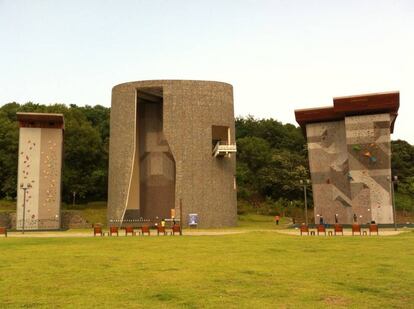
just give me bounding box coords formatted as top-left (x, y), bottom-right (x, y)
top-left (300, 179), bottom-right (310, 225)
top-left (20, 183), bottom-right (32, 234)
top-left (72, 191), bottom-right (76, 208)
top-left (388, 175), bottom-right (398, 231)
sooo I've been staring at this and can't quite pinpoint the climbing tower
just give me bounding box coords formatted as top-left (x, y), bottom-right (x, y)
top-left (295, 92), bottom-right (399, 224)
top-left (16, 113), bottom-right (64, 230)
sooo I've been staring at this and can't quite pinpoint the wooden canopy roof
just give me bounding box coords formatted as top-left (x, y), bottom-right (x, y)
top-left (294, 92), bottom-right (399, 134)
top-left (17, 112), bottom-right (65, 129)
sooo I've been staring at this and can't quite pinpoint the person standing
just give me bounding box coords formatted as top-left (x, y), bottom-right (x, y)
top-left (275, 215), bottom-right (280, 225)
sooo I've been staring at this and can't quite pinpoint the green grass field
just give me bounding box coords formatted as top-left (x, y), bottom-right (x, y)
top-left (1, 228), bottom-right (413, 308)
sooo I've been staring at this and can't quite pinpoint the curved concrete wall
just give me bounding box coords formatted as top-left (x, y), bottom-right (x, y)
top-left (108, 80), bottom-right (237, 227)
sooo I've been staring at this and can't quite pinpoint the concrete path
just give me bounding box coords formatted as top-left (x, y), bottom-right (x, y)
top-left (3, 230), bottom-right (249, 238)
top-left (277, 228), bottom-right (408, 237)
top-left (2, 228), bottom-right (409, 238)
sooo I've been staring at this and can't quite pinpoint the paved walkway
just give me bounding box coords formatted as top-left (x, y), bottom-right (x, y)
top-left (2, 228), bottom-right (409, 238)
top-left (277, 228), bottom-right (407, 237)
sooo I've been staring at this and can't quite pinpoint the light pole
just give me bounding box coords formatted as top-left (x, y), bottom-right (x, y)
top-left (20, 183), bottom-right (32, 234)
top-left (300, 179), bottom-right (310, 225)
top-left (388, 175), bottom-right (398, 231)
top-left (72, 191), bottom-right (76, 208)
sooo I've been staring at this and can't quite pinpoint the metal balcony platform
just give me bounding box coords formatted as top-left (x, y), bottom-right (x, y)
top-left (213, 142), bottom-right (237, 157)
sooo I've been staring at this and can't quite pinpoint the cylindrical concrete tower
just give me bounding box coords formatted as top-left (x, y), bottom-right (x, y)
top-left (108, 80), bottom-right (237, 228)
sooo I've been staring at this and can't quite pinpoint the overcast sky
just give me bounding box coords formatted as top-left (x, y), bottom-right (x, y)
top-left (1, 0), bottom-right (413, 143)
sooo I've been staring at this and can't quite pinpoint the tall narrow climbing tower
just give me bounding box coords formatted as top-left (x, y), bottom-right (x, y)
top-left (16, 113), bottom-right (64, 230)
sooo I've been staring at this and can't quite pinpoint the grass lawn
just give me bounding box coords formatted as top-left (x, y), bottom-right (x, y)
top-left (237, 213), bottom-right (290, 229)
top-left (63, 201), bottom-right (107, 226)
top-left (1, 230), bottom-right (413, 308)
top-left (0, 200), bottom-right (15, 213)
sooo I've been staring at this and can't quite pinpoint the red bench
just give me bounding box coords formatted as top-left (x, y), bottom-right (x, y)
top-left (141, 225), bottom-right (150, 236)
top-left (300, 225), bottom-right (309, 236)
top-left (109, 226), bottom-right (119, 236)
top-left (171, 224), bottom-right (181, 235)
top-left (369, 224), bottom-right (379, 235)
top-left (157, 226), bottom-right (166, 236)
top-left (334, 224), bottom-right (343, 236)
top-left (0, 227), bottom-right (7, 238)
top-left (93, 226), bottom-right (103, 237)
top-left (317, 224), bottom-right (326, 236)
top-left (352, 224), bottom-right (361, 236)
top-left (125, 226), bottom-right (136, 236)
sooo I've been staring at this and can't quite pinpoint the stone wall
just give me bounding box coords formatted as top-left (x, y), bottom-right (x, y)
top-left (0, 213), bottom-right (11, 229)
top-left (0, 212), bottom-right (89, 229)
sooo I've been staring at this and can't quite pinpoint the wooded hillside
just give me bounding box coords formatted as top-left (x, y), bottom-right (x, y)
top-left (0, 103), bottom-right (413, 214)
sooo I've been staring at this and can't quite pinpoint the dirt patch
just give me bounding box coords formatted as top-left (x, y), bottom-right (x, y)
top-left (324, 295), bottom-right (350, 306)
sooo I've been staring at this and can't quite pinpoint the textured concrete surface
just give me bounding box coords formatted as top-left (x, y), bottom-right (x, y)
top-left (307, 113), bottom-right (393, 224)
top-left (108, 80), bottom-right (237, 228)
top-left (16, 125), bottom-right (63, 230)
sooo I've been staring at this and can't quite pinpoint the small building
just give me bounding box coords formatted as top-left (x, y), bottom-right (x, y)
top-left (16, 113), bottom-right (64, 230)
top-left (295, 92), bottom-right (399, 224)
top-left (108, 80), bottom-right (237, 228)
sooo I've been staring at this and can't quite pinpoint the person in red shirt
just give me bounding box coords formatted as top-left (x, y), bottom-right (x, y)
top-left (275, 215), bottom-right (280, 225)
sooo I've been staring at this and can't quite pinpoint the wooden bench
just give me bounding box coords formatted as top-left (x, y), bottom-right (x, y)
top-left (300, 225), bottom-right (309, 236)
top-left (352, 224), bottom-right (361, 236)
top-left (157, 226), bottom-right (166, 236)
top-left (317, 224), bottom-right (326, 236)
top-left (369, 224), bottom-right (379, 235)
top-left (334, 224), bottom-right (343, 236)
top-left (141, 225), bottom-right (150, 236)
top-left (109, 226), bottom-right (119, 237)
top-left (171, 224), bottom-right (181, 236)
top-left (0, 227), bottom-right (7, 238)
top-left (125, 226), bottom-right (136, 236)
top-left (93, 226), bottom-right (103, 237)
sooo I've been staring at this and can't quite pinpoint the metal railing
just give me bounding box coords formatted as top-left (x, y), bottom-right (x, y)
top-left (109, 218), bottom-right (181, 227)
top-left (213, 141), bottom-right (237, 157)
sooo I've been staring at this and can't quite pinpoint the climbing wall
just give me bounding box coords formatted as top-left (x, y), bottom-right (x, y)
top-left (307, 113), bottom-right (393, 224)
top-left (307, 121), bottom-right (353, 224)
top-left (16, 128), bottom-right (41, 230)
top-left (139, 100), bottom-right (175, 220)
top-left (345, 113), bottom-right (392, 224)
top-left (16, 127), bottom-right (63, 230)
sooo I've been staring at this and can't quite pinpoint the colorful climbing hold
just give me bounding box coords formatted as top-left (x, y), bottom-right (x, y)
top-left (353, 145), bottom-right (361, 151)
top-left (363, 151), bottom-right (371, 157)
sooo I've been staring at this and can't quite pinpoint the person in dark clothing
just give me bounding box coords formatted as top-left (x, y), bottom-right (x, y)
top-left (353, 213), bottom-right (357, 223)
